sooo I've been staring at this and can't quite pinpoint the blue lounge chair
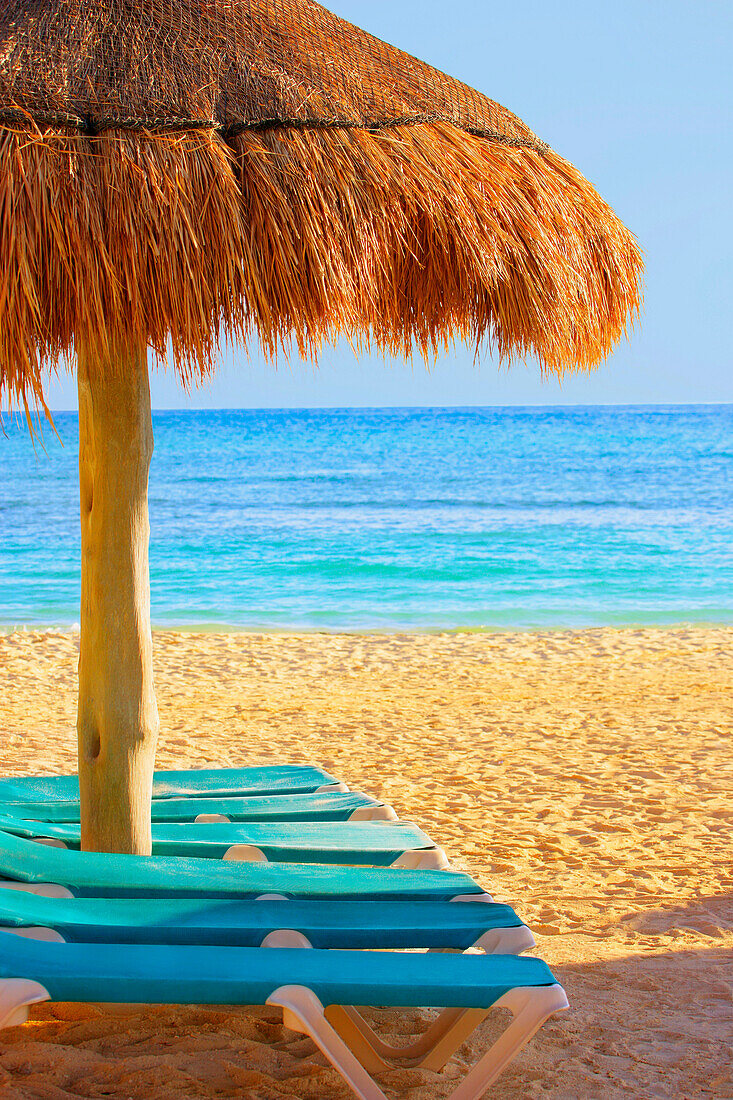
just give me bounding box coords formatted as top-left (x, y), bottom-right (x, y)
top-left (0, 764), bottom-right (346, 803)
top-left (0, 816), bottom-right (447, 868)
top-left (0, 831), bottom-right (484, 901)
top-left (0, 931), bottom-right (568, 1099)
top-left (3, 790), bottom-right (397, 824)
top-left (0, 891), bottom-right (535, 955)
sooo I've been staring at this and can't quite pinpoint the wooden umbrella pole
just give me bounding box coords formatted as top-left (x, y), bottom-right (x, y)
top-left (76, 340), bottom-right (159, 854)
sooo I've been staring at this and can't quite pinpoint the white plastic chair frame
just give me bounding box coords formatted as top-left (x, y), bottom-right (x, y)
top-left (194, 803), bottom-right (400, 823)
top-left (0, 891), bottom-right (536, 956)
top-left (0, 957), bottom-right (567, 1100)
top-left (23, 829), bottom-right (450, 871)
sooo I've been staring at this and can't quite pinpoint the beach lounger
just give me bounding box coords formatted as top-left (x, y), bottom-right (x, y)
top-left (0, 764), bottom-right (347, 803)
top-left (0, 891), bottom-right (535, 955)
top-left (4, 791), bottom-right (397, 824)
top-left (0, 931), bottom-right (568, 1099)
top-left (0, 831), bottom-right (485, 901)
top-left (0, 817), bottom-right (448, 869)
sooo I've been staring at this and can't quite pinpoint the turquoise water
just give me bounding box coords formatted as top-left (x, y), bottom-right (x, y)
top-left (1, 406), bottom-right (731, 631)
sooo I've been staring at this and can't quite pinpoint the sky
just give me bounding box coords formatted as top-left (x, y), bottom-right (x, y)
top-left (41, 0), bottom-right (732, 410)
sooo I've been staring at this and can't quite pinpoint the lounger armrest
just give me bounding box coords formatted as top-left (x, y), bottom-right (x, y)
top-left (496, 983), bottom-right (569, 1017)
top-left (348, 806), bottom-right (398, 822)
top-left (392, 848), bottom-right (450, 870)
top-left (260, 929), bottom-right (313, 949)
top-left (472, 925), bottom-right (536, 955)
top-left (0, 979), bottom-right (50, 1028)
top-left (0, 881), bottom-right (74, 899)
top-left (223, 844), bottom-right (267, 862)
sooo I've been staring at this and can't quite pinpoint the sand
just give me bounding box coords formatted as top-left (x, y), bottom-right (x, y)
top-left (0, 626), bottom-right (731, 1099)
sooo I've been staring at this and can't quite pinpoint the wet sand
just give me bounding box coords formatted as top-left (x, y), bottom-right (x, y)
top-left (0, 627), bottom-right (731, 1098)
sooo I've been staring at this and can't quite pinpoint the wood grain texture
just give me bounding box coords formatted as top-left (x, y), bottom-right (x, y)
top-left (76, 343), bottom-right (158, 854)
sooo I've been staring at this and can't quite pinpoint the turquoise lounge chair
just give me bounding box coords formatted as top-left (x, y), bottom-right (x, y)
top-left (0, 764), bottom-right (346, 803)
top-left (0, 891), bottom-right (535, 955)
top-left (3, 790), bottom-right (397, 824)
top-left (0, 831), bottom-right (484, 901)
top-left (0, 931), bottom-right (568, 1099)
top-left (0, 817), bottom-right (447, 868)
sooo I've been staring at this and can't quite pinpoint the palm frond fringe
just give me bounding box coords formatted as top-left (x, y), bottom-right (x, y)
top-left (0, 122), bottom-right (643, 409)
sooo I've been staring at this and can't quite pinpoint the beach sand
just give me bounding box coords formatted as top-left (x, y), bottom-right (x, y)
top-left (0, 627), bottom-right (730, 1098)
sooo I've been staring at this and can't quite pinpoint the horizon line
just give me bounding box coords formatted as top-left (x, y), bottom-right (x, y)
top-left (35, 399), bottom-right (733, 415)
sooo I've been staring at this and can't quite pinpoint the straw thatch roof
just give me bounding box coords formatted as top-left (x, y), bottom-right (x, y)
top-left (0, 0), bottom-right (642, 410)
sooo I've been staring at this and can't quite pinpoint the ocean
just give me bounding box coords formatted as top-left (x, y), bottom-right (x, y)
top-left (1, 405), bottom-right (731, 631)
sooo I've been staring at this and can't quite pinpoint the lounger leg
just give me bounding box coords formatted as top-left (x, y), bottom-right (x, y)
top-left (259, 923), bottom-right (537, 1073)
top-left (260, 936), bottom-right (481, 1072)
top-left (412, 1009), bottom-right (491, 1072)
top-left (448, 984), bottom-right (569, 1100)
top-left (268, 983), bottom-right (568, 1100)
top-left (328, 987), bottom-right (568, 1093)
top-left (0, 980), bottom-right (50, 1028)
top-left (326, 1004), bottom-right (489, 1071)
top-left (267, 985), bottom-right (388, 1100)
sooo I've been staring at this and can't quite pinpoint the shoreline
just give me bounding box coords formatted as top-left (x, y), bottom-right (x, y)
top-left (1, 626), bottom-right (731, 1096)
top-left (2, 618), bottom-right (733, 637)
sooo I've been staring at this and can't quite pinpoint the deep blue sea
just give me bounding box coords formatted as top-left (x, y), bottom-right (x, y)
top-left (1, 405), bottom-right (731, 631)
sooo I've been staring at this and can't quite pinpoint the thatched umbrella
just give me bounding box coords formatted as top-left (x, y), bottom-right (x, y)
top-left (0, 0), bottom-right (642, 854)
